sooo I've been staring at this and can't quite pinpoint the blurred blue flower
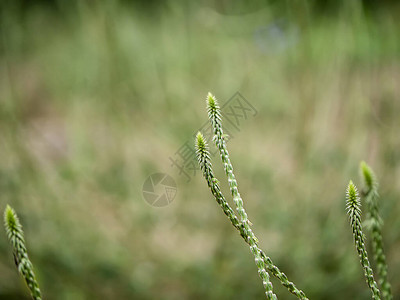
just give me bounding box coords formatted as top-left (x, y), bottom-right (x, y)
top-left (254, 19), bottom-right (299, 54)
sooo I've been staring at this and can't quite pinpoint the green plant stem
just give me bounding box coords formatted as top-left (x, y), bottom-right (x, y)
top-left (196, 132), bottom-right (276, 299)
top-left (4, 205), bottom-right (42, 300)
top-left (360, 162), bottom-right (392, 300)
top-left (208, 92), bottom-right (277, 299)
top-left (204, 92), bottom-right (308, 299)
top-left (196, 132), bottom-right (247, 239)
top-left (346, 182), bottom-right (381, 300)
top-left (208, 93), bottom-right (311, 298)
top-left (196, 131), bottom-right (308, 299)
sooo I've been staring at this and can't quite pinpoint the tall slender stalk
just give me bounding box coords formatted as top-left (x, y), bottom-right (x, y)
top-left (360, 162), bottom-right (392, 300)
top-left (4, 205), bottom-right (42, 300)
top-left (346, 182), bottom-right (381, 300)
top-left (207, 93), bottom-right (311, 299)
top-left (196, 92), bottom-right (309, 299)
top-left (196, 133), bottom-right (308, 299)
top-left (195, 132), bottom-right (277, 300)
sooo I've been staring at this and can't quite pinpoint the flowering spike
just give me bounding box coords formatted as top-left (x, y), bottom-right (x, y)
top-left (196, 132), bottom-right (207, 156)
top-left (206, 93), bottom-right (222, 131)
top-left (346, 181), bottom-right (361, 217)
top-left (346, 182), bottom-right (381, 299)
top-left (360, 161), bottom-right (378, 191)
top-left (4, 205), bottom-right (42, 300)
top-left (360, 162), bottom-right (392, 300)
top-left (206, 92), bottom-right (220, 115)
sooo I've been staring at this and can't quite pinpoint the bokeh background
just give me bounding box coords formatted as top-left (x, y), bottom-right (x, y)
top-left (1, 1), bottom-right (399, 299)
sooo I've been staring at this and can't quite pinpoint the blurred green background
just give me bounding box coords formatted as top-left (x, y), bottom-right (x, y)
top-left (1, 1), bottom-right (399, 299)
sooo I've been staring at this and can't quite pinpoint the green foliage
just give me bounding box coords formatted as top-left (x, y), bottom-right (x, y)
top-left (360, 162), bottom-right (393, 300)
top-left (4, 205), bottom-right (42, 300)
top-left (345, 182), bottom-right (381, 299)
top-left (198, 93), bottom-right (395, 300)
top-left (1, 1), bottom-right (399, 299)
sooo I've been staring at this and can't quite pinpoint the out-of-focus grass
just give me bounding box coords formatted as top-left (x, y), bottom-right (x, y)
top-left (0, 1), bottom-right (399, 299)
